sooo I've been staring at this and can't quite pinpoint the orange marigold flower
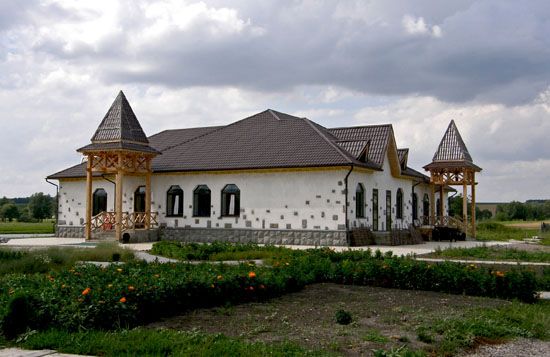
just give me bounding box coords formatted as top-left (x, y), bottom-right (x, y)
top-left (249, 286), bottom-right (254, 291)
top-left (495, 271), bottom-right (505, 278)
top-left (211, 284), bottom-right (215, 288)
top-left (117, 268), bottom-right (123, 273)
top-left (82, 287), bottom-right (91, 296)
top-left (107, 284), bottom-right (113, 288)
top-left (119, 297), bottom-right (127, 303)
top-left (248, 271), bottom-right (256, 279)
top-left (259, 284), bottom-right (265, 289)
top-left (217, 275), bottom-right (223, 280)
top-left (128, 285), bottom-right (135, 291)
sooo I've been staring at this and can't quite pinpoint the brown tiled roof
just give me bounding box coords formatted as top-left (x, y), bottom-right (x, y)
top-left (77, 91), bottom-right (159, 154)
top-left (49, 109), bottom-right (430, 179)
top-left (424, 120), bottom-right (481, 171)
top-left (152, 110), bottom-right (378, 172)
top-left (328, 125), bottom-right (392, 167)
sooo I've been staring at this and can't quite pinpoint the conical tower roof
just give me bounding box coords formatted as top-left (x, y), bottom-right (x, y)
top-left (424, 120), bottom-right (480, 171)
top-left (78, 91), bottom-right (159, 154)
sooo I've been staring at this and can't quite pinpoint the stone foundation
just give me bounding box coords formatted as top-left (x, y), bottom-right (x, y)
top-left (57, 225), bottom-right (85, 238)
top-left (160, 227), bottom-right (348, 246)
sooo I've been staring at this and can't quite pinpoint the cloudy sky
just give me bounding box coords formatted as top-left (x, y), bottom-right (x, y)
top-left (1, 0), bottom-right (549, 202)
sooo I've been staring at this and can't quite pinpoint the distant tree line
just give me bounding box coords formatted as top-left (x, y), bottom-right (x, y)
top-left (494, 201), bottom-right (550, 221)
top-left (448, 194), bottom-right (550, 222)
top-left (0, 193), bottom-right (56, 222)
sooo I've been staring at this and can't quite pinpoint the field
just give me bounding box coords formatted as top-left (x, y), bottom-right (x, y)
top-left (476, 221), bottom-right (550, 245)
top-left (0, 220), bottom-right (55, 234)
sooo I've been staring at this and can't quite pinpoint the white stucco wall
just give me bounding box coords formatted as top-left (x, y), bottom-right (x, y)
top-left (58, 169), bottom-right (351, 231)
top-left (57, 161), bottom-right (447, 232)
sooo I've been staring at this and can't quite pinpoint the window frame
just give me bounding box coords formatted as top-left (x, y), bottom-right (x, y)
top-left (396, 188), bottom-right (403, 219)
top-left (166, 185), bottom-right (184, 217)
top-left (193, 185), bottom-right (211, 217)
top-left (92, 188), bottom-right (107, 216)
top-left (372, 189), bottom-right (379, 231)
top-left (356, 183), bottom-right (365, 218)
top-left (221, 184), bottom-right (241, 217)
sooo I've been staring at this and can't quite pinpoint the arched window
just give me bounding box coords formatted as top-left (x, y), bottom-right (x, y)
top-left (423, 194), bottom-right (430, 217)
top-left (356, 183), bottom-right (365, 218)
top-left (396, 188), bottom-right (403, 219)
top-left (134, 186), bottom-right (146, 212)
top-left (221, 184), bottom-right (240, 217)
top-left (92, 188), bottom-right (107, 216)
top-left (412, 193), bottom-right (418, 220)
top-left (166, 185), bottom-right (183, 217)
top-left (193, 185), bottom-right (211, 217)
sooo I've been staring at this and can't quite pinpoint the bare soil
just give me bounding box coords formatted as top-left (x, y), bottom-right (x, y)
top-left (147, 283), bottom-right (508, 356)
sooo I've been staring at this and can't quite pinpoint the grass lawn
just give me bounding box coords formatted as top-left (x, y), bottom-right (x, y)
top-left (0, 220), bottom-right (55, 234)
top-left (425, 245), bottom-right (550, 263)
top-left (476, 221), bottom-right (550, 245)
top-left (6, 284), bottom-right (548, 356)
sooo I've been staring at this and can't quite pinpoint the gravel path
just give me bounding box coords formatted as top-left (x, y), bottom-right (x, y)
top-left (463, 338), bottom-right (550, 357)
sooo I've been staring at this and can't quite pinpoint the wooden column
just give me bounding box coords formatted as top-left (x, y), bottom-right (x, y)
top-left (462, 176), bottom-right (468, 225)
top-left (85, 155), bottom-right (93, 240)
top-left (429, 183), bottom-right (435, 225)
top-left (439, 185), bottom-right (444, 218)
top-left (115, 154), bottom-right (124, 242)
top-left (145, 158), bottom-right (151, 229)
top-left (471, 172), bottom-right (476, 238)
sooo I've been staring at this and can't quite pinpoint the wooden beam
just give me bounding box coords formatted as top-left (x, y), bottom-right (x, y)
top-left (145, 158), bottom-right (151, 229)
top-left (115, 154), bottom-right (124, 242)
top-left (439, 185), bottom-right (444, 217)
top-left (430, 183), bottom-right (435, 224)
top-left (471, 172), bottom-right (476, 238)
top-left (462, 176), bottom-right (468, 226)
top-left (85, 155), bottom-right (93, 240)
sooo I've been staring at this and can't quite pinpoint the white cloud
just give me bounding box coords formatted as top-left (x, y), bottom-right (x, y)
top-left (402, 14), bottom-right (442, 37)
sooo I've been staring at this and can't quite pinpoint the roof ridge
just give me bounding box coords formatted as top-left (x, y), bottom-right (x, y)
top-left (329, 123), bottom-right (392, 130)
top-left (302, 118), bottom-right (354, 164)
top-left (268, 109), bottom-right (281, 120)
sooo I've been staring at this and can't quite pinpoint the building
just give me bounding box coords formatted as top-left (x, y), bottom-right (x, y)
top-left (48, 91), bottom-right (451, 246)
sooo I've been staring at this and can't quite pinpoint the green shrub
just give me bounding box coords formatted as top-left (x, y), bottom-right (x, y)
top-left (335, 309), bottom-right (352, 325)
top-left (1, 293), bottom-right (39, 340)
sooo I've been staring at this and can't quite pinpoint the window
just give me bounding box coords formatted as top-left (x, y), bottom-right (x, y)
top-left (372, 189), bottom-right (379, 231)
top-left (412, 193), bottom-right (418, 220)
top-left (396, 188), bottom-right (403, 219)
top-left (193, 185), bottom-right (211, 217)
top-left (166, 185), bottom-right (183, 217)
top-left (356, 183), bottom-right (365, 218)
top-left (423, 194), bottom-right (430, 217)
top-left (134, 186), bottom-right (146, 212)
top-left (92, 188), bottom-right (107, 216)
top-left (221, 184), bottom-right (240, 216)
top-left (386, 190), bottom-right (392, 230)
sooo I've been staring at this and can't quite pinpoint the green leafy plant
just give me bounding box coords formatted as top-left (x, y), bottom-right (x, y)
top-left (335, 309), bottom-right (352, 325)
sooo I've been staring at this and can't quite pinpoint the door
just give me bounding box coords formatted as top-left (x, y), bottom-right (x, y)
top-left (134, 186), bottom-right (146, 212)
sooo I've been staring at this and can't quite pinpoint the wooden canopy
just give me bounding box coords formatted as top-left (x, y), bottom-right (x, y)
top-left (78, 91), bottom-right (159, 241)
top-left (424, 120), bottom-right (481, 237)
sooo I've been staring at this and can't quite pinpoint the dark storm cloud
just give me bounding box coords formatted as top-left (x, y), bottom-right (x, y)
top-left (17, 0), bottom-right (550, 106)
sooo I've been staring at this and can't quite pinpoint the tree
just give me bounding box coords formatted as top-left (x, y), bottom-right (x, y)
top-left (0, 204), bottom-right (20, 222)
top-left (448, 194), bottom-right (465, 218)
top-left (28, 192), bottom-right (52, 221)
top-left (0, 196), bottom-right (11, 207)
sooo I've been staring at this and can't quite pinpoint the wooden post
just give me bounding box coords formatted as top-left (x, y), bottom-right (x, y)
top-left (85, 155), bottom-right (93, 240)
top-left (462, 175), bottom-right (468, 225)
top-left (115, 154), bottom-right (124, 242)
top-left (429, 183), bottom-right (435, 225)
top-left (471, 172), bottom-right (476, 238)
top-left (439, 185), bottom-right (444, 218)
top-left (145, 158), bottom-right (151, 229)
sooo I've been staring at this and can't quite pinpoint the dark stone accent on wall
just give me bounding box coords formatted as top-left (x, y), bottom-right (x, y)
top-left (286, 224), bottom-right (292, 229)
top-left (332, 215), bottom-right (338, 220)
top-left (160, 227), bottom-right (348, 246)
top-left (337, 224), bottom-right (346, 230)
top-left (207, 220), bottom-right (211, 228)
top-left (270, 223), bottom-right (279, 229)
top-left (245, 220), bottom-right (252, 227)
top-left (338, 181), bottom-right (343, 186)
top-left (302, 219), bottom-right (307, 228)
top-left (224, 223), bottom-right (232, 228)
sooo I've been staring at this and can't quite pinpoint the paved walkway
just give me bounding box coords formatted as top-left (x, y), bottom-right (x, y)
top-left (416, 257), bottom-right (550, 266)
top-left (0, 348), bottom-right (90, 356)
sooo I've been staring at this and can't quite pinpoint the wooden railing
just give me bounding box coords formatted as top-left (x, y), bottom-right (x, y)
top-left (416, 215), bottom-right (470, 234)
top-left (91, 211), bottom-right (158, 232)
